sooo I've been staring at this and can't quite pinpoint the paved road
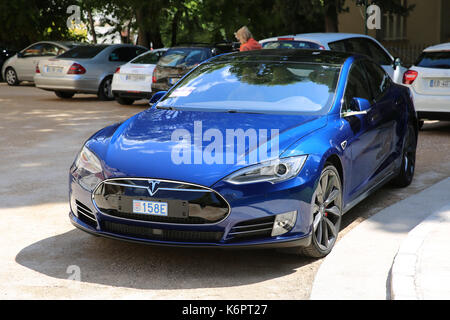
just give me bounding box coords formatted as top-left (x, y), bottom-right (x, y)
top-left (0, 83), bottom-right (449, 299)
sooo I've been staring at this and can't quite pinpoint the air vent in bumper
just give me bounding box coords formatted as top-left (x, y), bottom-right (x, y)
top-left (227, 216), bottom-right (275, 242)
top-left (76, 200), bottom-right (97, 228)
top-left (101, 221), bottom-right (223, 243)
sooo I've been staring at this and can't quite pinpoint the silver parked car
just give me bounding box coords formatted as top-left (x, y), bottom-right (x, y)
top-left (2, 41), bottom-right (80, 86)
top-left (34, 44), bottom-right (147, 100)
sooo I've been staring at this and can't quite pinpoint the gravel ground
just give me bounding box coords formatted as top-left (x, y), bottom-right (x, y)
top-left (0, 83), bottom-right (449, 299)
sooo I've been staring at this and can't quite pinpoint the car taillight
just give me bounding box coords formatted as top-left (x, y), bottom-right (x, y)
top-left (403, 70), bottom-right (418, 85)
top-left (115, 67), bottom-right (120, 73)
top-left (152, 69), bottom-right (157, 83)
top-left (35, 64), bottom-right (40, 73)
top-left (67, 63), bottom-right (86, 74)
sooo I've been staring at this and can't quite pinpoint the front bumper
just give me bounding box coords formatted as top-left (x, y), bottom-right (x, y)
top-left (69, 168), bottom-right (316, 248)
top-left (70, 211), bottom-right (311, 249)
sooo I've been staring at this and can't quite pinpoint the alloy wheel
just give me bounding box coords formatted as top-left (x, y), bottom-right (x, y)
top-left (6, 69), bottom-right (17, 85)
top-left (311, 167), bottom-right (342, 252)
top-left (104, 78), bottom-right (113, 99)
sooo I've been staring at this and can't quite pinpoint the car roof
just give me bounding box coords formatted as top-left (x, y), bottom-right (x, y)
top-left (423, 42), bottom-right (450, 52)
top-left (210, 49), bottom-right (354, 65)
top-left (260, 33), bottom-right (376, 44)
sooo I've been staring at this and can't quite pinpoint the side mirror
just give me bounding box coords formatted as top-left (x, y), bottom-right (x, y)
top-left (17, 52), bottom-right (24, 58)
top-left (352, 97), bottom-right (371, 112)
top-left (342, 97), bottom-right (371, 117)
top-left (149, 91), bottom-right (167, 105)
top-left (393, 57), bottom-right (402, 70)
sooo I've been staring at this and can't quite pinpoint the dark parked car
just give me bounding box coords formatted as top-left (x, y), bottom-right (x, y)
top-left (0, 45), bottom-right (17, 81)
top-left (151, 43), bottom-right (236, 92)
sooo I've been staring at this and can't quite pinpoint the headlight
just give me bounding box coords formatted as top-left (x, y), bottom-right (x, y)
top-left (71, 146), bottom-right (104, 191)
top-left (223, 155), bottom-right (307, 185)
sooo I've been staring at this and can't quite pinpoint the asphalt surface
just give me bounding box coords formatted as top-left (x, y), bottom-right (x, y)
top-left (0, 83), bottom-right (449, 299)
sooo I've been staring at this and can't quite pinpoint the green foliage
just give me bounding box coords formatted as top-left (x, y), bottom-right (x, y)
top-left (0, 0), bottom-right (86, 48)
top-left (0, 0), bottom-right (415, 49)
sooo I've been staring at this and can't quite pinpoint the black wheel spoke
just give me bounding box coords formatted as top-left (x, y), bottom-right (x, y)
top-left (325, 217), bottom-right (337, 238)
top-left (326, 206), bottom-right (340, 217)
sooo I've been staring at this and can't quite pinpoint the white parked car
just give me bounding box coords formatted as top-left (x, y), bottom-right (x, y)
top-left (402, 42), bottom-right (450, 125)
top-left (111, 48), bottom-right (167, 105)
top-left (260, 33), bottom-right (406, 84)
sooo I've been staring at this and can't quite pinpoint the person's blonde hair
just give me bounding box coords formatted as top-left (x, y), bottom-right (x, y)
top-left (235, 26), bottom-right (253, 42)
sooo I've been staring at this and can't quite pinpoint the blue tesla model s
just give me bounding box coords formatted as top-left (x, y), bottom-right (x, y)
top-left (69, 49), bottom-right (417, 257)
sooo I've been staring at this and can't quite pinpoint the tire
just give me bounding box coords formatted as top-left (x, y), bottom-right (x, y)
top-left (55, 91), bottom-right (74, 99)
top-left (97, 76), bottom-right (114, 101)
top-left (5, 67), bottom-right (20, 86)
top-left (116, 97), bottom-right (135, 105)
top-left (301, 164), bottom-right (343, 258)
top-left (392, 124), bottom-right (416, 188)
top-left (418, 120), bottom-right (424, 130)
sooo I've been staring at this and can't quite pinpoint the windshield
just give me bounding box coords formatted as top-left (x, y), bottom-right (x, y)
top-left (157, 61), bottom-right (341, 115)
top-left (415, 51), bottom-right (450, 69)
top-left (157, 48), bottom-right (212, 68)
top-left (58, 45), bottom-right (108, 59)
top-left (262, 41), bottom-right (322, 50)
top-left (131, 50), bottom-right (165, 64)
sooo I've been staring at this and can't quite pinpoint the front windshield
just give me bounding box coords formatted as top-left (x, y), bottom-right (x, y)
top-left (157, 61), bottom-right (341, 115)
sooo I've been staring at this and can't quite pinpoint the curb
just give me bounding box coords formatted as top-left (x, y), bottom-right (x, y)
top-left (390, 204), bottom-right (450, 300)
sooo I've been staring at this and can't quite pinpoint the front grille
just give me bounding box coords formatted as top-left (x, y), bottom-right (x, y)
top-left (101, 221), bottom-right (223, 243)
top-left (227, 216), bottom-right (275, 242)
top-left (76, 200), bottom-right (97, 228)
top-left (93, 179), bottom-right (229, 224)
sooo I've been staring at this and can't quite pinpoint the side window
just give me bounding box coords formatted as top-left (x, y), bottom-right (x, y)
top-left (361, 60), bottom-right (391, 101)
top-left (22, 43), bottom-right (44, 57)
top-left (343, 38), bottom-right (371, 57)
top-left (328, 40), bottom-right (346, 52)
top-left (343, 62), bottom-right (372, 112)
top-left (360, 39), bottom-right (392, 65)
top-left (41, 44), bottom-right (60, 56)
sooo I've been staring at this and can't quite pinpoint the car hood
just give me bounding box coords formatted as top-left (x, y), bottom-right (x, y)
top-left (86, 108), bottom-right (327, 187)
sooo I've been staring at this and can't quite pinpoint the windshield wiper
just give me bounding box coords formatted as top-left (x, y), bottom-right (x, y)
top-left (226, 110), bottom-right (262, 114)
top-left (156, 105), bottom-right (178, 110)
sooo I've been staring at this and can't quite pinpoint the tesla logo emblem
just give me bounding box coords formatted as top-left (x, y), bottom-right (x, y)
top-left (147, 180), bottom-right (160, 196)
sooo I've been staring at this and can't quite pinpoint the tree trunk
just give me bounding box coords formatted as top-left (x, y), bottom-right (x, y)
top-left (135, 5), bottom-right (164, 49)
top-left (87, 10), bottom-right (97, 44)
top-left (324, 1), bottom-right (339, 32)
top-left (171, 8), bottom-right (182, 46)
top-left (136, 8), bottom-right (149, 48)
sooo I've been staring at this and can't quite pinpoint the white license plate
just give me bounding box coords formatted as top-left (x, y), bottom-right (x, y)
top-left (430, 79), bottom-right (450, 88)
top-left (133, 200), bottom-right (168, 216)
top-left (168, 77), bottom-right (180, 85)
top-left (45, 66), bottom-right (63, 73)
top-left (125, 74), bottom-right (146, 81)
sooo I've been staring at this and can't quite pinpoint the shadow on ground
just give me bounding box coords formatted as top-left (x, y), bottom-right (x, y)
top-left (15, 229), bottom-right (314, 290)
